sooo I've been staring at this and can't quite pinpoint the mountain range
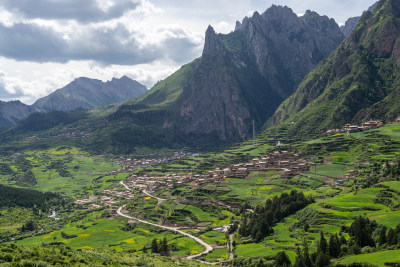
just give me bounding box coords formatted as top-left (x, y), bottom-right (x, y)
top-left (0, 101), bottom-right (39, 130)
top-left (64, 5), bottom-right (345, 152)
top-left (4, 1), bottom-right (395, 153)
top-left (33, 76), bottom-right (146, 112)
top-left (0, 76), bottom-right (146, 129)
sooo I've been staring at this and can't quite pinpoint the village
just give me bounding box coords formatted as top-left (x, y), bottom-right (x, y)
top-left (324, 117), bottom-right (400, 135)
top-left (75, 150), bottom-right (316, 208)
top-left (124, 150), bottom-right (315, 194)
top-left (106, 151), bottom-right (200, 174)
top-left (75, 187), bottom-right (136, 217)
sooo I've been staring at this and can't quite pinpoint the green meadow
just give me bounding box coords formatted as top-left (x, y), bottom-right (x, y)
top-left (0, 147), bottom-right (122, 197)
top-left (338, 250), bottom-right (400, 266)
top-left (17, 210), bottom-right (203, 257)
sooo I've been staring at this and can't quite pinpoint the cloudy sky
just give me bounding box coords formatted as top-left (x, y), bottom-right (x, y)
top-left (0, 0), bottom-right (376, 104)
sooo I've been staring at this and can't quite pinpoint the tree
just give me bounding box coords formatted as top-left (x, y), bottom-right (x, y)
top-left (21, 221), bottom-right (36, 232)
top-left (315, 251), bottom-right (330, 267)
top-left (294, 246), bottom-right (306, 267)
top-left (317, 232), bottom-right (327, 254)
top-left (349, 216), bottom-right (376, 248)
top-left (159, 237), bottom-right (169, 256)
top-left (274, 251), bottom-right (291, 267)
top-left (387, 228), bottom-right (397, 245)
top-left (328, 234), bottom-right (340, 258)
top-left (378, 226), bottom-right (387, 246)
top-left (339, 233), bottom-right (347, 245)
top-left (151, 238), bottom-right (159, 254)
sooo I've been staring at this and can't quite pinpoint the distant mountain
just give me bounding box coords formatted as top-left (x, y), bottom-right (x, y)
top-left (0, 101), bottom-right (38, 130)
top-left (268, 0), bottom-right (400, 136)
top-left (340, 2), bottom-right (378, 37)
top-left (33, 76), bottom-right (147, 112)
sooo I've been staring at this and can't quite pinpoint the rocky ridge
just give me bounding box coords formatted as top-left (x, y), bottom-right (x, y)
top-left (179, 5), bottom-right (344, 141)
top-left (33, 76), bottom-right (147, 112)
top-left (268, 0), bottom-right (400, 135)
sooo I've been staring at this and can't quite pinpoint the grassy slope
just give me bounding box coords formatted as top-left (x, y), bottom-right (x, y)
top-left (338, 249), bottom-right (400, 266)
top-left (266, 0), bottom-right (400, 136)
top-left (0, 147), bottom-right (121, 197)
top-left (0, 243), bottom-right (208, 266)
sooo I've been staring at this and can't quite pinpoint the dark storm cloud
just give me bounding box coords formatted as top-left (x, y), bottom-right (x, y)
top-left (0, 23), bottom-right (202, 65)
top-left (0, 0), bottom-right (139, 23)
top-left (0, 23), bottom-right (67, 62)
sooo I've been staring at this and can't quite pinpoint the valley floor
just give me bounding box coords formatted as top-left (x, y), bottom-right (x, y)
top-left (2, 123), bottom-right (400, 266)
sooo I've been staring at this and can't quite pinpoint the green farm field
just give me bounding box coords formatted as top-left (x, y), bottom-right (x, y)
top-left (17, 210), bottom-right (203, 257)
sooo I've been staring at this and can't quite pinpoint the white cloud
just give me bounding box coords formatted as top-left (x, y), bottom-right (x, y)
top-left (0, 57), bottom-right (183, 104)
top-left (0, 0), bottom-right (378, 104)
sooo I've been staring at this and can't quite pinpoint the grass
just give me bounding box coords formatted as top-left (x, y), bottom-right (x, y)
top-left (200, 231), bottom-right (227, 244)
top-left (322, 188), bottom-right (385, 211)
top-left (184, 205), bottom-right (215, 222)
top-left (202, 248), bottom-right (229, 261)
top-left (0, 147), bottom-right (122, 197)
top-left (314, 164), bottom-right (353, 178)
top-left (380, 181), bottom-right (400, 193)
top-left (235, 243), bottom-right (297, 263)
top-left (338, 249), bottom-right (400, 266)
top-left (17, 210), bottom-right (203, 256)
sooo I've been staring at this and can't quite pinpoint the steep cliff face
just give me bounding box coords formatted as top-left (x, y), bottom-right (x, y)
top-left (180, 6), bottom-right (344, 141)
top-left (0, 101), bottom-right (38, 129)
top-left (268, 0), bottom-right (400, 135)
top-left (33, 76), bottom-right (147, 112)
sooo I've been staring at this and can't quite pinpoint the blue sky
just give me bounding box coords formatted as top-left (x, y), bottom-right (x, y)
top-left (0, 0), bottom-right (377, 104)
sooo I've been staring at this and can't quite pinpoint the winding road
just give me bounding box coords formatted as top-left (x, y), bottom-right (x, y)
top-left (120, 180), bottom-right (131, 191)
top-left (143, 189), bottom-right (167, 205)
top-left (117, 206), bottom-right (213, 260)
top-left (118, 180), bottom-right (213, 260)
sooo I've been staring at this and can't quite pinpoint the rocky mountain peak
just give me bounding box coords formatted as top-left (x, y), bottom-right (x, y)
top-left (203, 25), bottom-right (222, 57)
top-left (179, 5), bottom-right (344, 141)
top-left (261, 5), bottom-right (296, 21)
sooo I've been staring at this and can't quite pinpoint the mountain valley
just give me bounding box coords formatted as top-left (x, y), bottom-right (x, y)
top-left (1, 0), bottom-right (400, 266)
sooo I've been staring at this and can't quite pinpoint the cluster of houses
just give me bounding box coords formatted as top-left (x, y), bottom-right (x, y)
top-left (75, 188), bottom-right (134, 209)
top-left (222, 151), bottom-right (312, 179)
top-left (128, 173), bottom-right (199, 193)
top-left (47, 127), bottom-right (94, 139)
top-left (325, 118), bottom-right (400, 135)
top-left (107, 152), bottom-right (200, 174)
top-left (336, 170), bottom-right (359, 185)
top-left (344, 120), bottom-right (384, 133)
top-left (126, 151), bottom-right (314, 193)
top-left (325, 120), bottom-right (384, 135)
top-left (103, 188), bottom-right (135, 199)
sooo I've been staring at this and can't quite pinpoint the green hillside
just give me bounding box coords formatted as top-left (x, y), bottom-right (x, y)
top-left (0, 243), bottom-right (208, 266)
top-left (267, 0), bottom-right (400, 136)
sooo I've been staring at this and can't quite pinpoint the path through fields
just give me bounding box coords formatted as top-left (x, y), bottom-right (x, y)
top-left (118, 180), bottom-right (213, 260)
top-left (117, 206), bottom-right (213, 260)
